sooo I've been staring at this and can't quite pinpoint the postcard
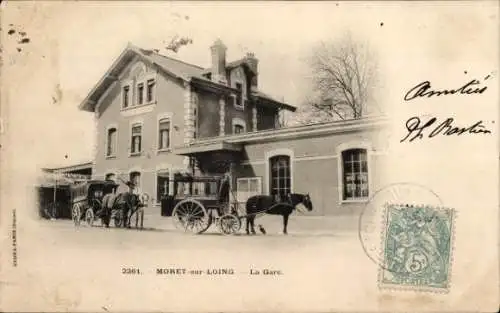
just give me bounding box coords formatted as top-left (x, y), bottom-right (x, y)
top-left (0, 1), bottom-right (498, 312)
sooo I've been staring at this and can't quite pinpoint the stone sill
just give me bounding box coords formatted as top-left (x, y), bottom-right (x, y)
top-left (157, 149), bottom-right (172, 154)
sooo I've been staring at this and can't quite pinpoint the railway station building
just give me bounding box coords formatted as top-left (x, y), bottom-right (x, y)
top-left (78, 40), bottom-right (389, 217)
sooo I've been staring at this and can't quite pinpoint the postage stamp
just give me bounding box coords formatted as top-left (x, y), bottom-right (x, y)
top-left (378, 204), bottom-right (455, 292)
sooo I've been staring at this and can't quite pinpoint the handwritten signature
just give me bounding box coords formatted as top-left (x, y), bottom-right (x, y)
top-left (401, 116), bottom-right (492, 143)
top-left (404, 75), bottom-right (491, 101)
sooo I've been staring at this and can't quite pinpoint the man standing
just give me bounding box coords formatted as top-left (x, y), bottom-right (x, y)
top-left (218, 172), bottom-right (231, 214)
top-left (126, 180), bottom-right (141, 195)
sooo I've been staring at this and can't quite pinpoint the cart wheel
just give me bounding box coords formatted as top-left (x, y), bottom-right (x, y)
top-left (85, 208), bottom-right (94, 227)
top-left (113, 210), bottom-right (123, 228)
top-left (72, 204), bottom-right (81, 226)
top-left (219, 214), bottom-right (241, 235)
top-left (172, 199), bottom-right (211, 234)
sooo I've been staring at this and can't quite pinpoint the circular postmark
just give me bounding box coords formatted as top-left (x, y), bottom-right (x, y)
top-left (358, 182), bottom-right (443, 272)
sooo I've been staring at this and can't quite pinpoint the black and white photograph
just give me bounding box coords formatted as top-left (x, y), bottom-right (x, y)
top-left (0, 1), bottom-right (498, 312)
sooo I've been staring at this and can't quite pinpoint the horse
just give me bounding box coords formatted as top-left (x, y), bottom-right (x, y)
top-left (245, 193), bottom-right (313, 235)
top-left (101, 192), bottom-right (143, 228)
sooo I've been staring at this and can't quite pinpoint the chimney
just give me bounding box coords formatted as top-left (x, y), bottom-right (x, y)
top-left (210, 39), bottom-right (227, 84)
top-left (245, 52), bottom-right (258, 89)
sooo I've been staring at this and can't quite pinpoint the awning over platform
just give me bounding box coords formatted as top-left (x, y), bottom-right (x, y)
top-left (174, 141), bottom-right (243, 156)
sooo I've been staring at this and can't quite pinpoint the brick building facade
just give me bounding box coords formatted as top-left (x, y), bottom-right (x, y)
top-left (79, 40), bottom-right (388, 216)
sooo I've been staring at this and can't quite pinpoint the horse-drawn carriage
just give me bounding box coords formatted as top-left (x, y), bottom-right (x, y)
top-left (71, 180), bottom-right (146, 228)
top-left (169, 175), bottom-right (241, 235)
top-left (168, 174), bottom-right (313, 235)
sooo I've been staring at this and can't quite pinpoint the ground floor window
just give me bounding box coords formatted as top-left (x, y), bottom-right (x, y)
top-left (156, 171), bottom-right (169, 204)
top-left (269, 155), bottom-right (291, 201)
top-left (342, 148), bottom-right (369, 200)
top-left (129, 171), bottom-right (141, 193)
top-left (237, 177), bottom-right (262, 202)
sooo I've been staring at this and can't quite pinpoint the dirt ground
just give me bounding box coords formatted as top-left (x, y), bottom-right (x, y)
top-left (2, 211), bottom-right (386, 312)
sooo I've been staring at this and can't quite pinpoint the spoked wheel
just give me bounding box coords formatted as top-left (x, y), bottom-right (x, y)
top-left (113, 210), bottom-right (124, 228)
top-left (172, 199), bottom-right (211, 234)
top-left (219, 214), bottom-right (241, 235)
top-left (72, 204), bottom-right (81, 226)
top-left (85, 208), bottom-right (94, 227)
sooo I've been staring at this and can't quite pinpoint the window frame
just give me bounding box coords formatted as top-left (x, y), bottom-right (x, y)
top-left (121, 81), bottom-right (133, 109)
top-left (232, 117), bottom-right (246, 134)
top-left (236, 177), bottom-right (262, 203)
top-left (265, 149), bottom-right (294, 196)
top-left (104, 172), bottom-right (118, 183)
top-left (129, 120), bottom-right (143, 156)
top-left (192, 93), bottom-right (199, 139)
top-left (232, 78), bottom-right (245, 110)
top-left (105, 124), bottom-right (118, 158)
top-left (155, 170), bottom-right (170, 205)
top-left (136, 82), bottom-right (145, 106)
top-left (269, 155), bottom-right (292, 200)
top-left (128, 169), bottom-right (142, 193)
top-left (336, 142), bottom-right (372, 204)
top-left (135, 73), bottom-right (156, 106)
top-left (157, 113), bottom-right (173, 152)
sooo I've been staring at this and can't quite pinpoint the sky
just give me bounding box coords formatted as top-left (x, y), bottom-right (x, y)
top-left (1, 1), bottom-right (498, 170)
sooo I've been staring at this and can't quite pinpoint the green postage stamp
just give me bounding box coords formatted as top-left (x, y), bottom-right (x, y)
top-left (379, 204), bottom-right (455, 292)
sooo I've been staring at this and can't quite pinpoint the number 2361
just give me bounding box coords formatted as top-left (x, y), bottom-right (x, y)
top-left (122, 268), bottom-right (141, 274)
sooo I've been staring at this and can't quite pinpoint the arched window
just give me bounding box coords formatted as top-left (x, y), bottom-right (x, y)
top-left (342, 148), bottom-right (369, 200)
top-left (232, 118), bottom-right (246, 134)
top-left (129, 171), bottom-right (141, 192)
top-left (269, 155), bottom-right (291, 201)
top-left (106, 127), bottom-right (117, 157)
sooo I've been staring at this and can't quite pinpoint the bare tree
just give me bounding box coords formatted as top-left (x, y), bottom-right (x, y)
top-left (300, 34), bottom-right (379, 123)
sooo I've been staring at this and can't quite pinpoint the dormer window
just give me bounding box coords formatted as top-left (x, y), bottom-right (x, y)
top-left (233, 83), bottom-right (245, 109)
